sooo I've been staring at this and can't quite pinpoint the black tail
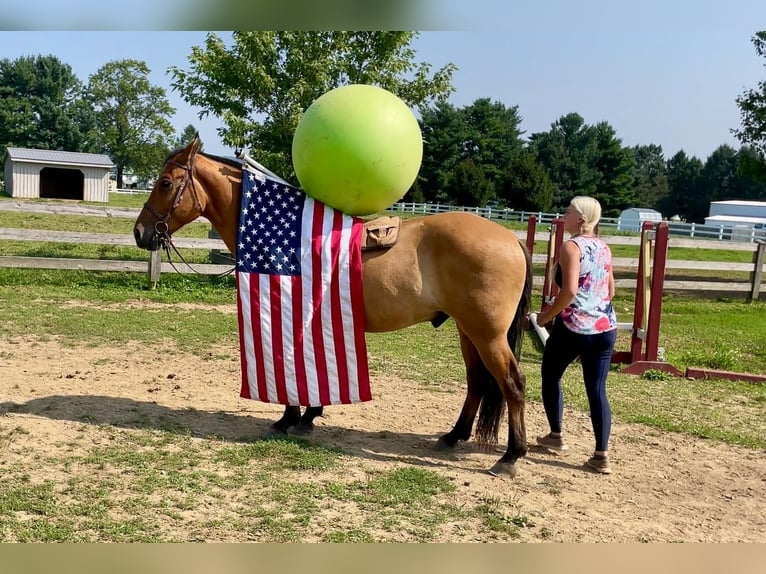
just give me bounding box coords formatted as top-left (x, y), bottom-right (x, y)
top-left (508, 243), bottom-right (533, 360)
top-left (475, 243), bottom-right (533, 446)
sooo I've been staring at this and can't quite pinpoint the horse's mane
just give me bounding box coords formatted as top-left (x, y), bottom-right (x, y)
top-left (165, 146), bottom-right (243, 170)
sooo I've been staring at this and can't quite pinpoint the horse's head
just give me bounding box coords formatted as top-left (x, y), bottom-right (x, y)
top-left (133, 134), bottom-right (205, 251)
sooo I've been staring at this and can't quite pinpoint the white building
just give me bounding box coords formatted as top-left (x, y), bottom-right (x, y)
top-left (705, 200), bottom-right (766, 241)
top-left (3, 147), bottom-right (114, 203)
top-left (617, 207), bottom-right (663, 232)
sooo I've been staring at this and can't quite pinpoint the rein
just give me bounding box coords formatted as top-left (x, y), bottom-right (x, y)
top-left (144, 154), bottom-right (235, 280)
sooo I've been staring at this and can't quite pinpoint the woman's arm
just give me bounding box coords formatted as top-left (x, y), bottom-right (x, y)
top-left (537, 240), bottom-right (581, 326)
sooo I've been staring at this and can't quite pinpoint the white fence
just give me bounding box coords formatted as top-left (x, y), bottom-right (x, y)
top-left (387, 202), bottom-right (766, 244)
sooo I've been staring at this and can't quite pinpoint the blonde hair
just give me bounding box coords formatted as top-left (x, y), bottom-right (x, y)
top-left (570, 196), bottom-right (602, 235)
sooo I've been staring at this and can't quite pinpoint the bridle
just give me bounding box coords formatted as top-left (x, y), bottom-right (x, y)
top-left (142, 155), bottom-right (203, 246)
top-left (142, 154), bottom-right (233, 278)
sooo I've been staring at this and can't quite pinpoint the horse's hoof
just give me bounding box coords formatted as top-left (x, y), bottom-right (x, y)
top-left (487, 461), bottom-right (518, 478)
top-left (263, 427), bottom-right (288, 439)
top-left (434, 436), bottom-right (456, 451)
top-left (292, 423), bottom-right (314, 436)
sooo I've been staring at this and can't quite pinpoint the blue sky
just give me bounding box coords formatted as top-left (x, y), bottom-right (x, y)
top-left (1, 1), bottom-right (764, 162)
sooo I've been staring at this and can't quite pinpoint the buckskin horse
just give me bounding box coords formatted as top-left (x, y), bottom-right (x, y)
top-left (133, 135), bottom-right (533, 477)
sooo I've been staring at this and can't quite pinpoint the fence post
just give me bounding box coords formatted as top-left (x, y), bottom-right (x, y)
top-left (749, 240), bottom-right (766, 302)
top-left (148, 250), bottom-right (161, 290)
top-left (525, 215), bottom-right (537, 256)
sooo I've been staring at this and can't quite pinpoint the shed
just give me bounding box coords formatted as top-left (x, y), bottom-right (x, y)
top-left (3, 147), bottom-right (114, 203)
top-left (617, 208), bottom-right (662, 232)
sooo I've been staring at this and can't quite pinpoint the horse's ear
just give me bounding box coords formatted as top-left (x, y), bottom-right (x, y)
top-left (188, 133), bottom-right (201, 158)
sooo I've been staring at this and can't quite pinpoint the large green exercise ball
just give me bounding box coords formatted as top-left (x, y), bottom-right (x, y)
top-left (292, 84), bottom-right (423, 216)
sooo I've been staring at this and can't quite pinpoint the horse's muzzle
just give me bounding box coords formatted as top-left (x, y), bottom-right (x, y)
top-left (133, 223), bottom-right (161, 251)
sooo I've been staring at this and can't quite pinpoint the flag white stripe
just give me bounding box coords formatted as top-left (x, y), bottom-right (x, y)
top-left (320, 206), bottom-right (340, 404)
top-left (279, 274), bottom-right (299, 405)
top-left (301, 198), bottom-right (320, 406)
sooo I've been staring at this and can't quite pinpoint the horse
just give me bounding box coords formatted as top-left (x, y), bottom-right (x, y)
top-left (133, 134), bottom-right (533, 477)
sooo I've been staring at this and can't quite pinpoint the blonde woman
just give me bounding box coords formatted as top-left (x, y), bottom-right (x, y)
top-left (535, 196), bottom-right (617, 474)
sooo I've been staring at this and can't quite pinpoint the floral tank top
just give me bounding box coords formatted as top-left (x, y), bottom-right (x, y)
top-left (555, 236), bottom-right (617, 335)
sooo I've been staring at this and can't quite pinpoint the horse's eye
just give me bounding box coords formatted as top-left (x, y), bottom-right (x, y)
top-left (160, 179), bottom-right (173, 190)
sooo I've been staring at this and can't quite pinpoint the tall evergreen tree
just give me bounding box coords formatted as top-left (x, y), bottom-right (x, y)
top-left (734, 147), bottom-right (766, 200)
top-left (632, 144), bottom-right (669, 212)
top-left (174, 124), bottom-right (203, 151)
top-left (499, 150), bottom-right (554, 212)
top-left (528, 113), bottom-right (600, 210)
top-left (460, 98), bottom-right (524, 195)
top-left (661, 150), bottom-right (703, 221)
top-left (591, 122), bottom-right (636, 217)
top-left (446, 159), bottom-right (494, 207)
top-left (417, 101), bottom-right (467, 202)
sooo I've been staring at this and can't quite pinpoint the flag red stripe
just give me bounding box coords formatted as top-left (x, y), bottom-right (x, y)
top-left (350, 217), bottom-right (371, 401)
top-left (329, 210), bottom-right (351, 404)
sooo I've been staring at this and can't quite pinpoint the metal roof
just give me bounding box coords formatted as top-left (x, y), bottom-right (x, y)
top-left (5, 147), bottom-right (114, 168)
top-left (710, 200), bottom-right (766, 207)
top-left (620, 207), bottom-right (661, 215)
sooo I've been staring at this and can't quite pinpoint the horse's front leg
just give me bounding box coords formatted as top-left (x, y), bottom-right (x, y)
top-left (292, 406), bottom-right (324, 436)
top-left (268, 405), bottom-right (302, 436)
top-left (437, 332), bottom-right (487, 449)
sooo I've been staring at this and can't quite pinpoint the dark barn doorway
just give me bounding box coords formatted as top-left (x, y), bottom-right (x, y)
top-left (39, 167), bottom-right (84, 200)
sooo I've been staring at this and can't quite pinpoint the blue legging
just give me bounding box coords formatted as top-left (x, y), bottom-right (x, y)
top-left (541, 320), bottom-right (617, 452)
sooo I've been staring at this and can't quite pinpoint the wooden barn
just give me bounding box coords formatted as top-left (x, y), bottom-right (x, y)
top-left (3, 147), bottom-right (114, 203)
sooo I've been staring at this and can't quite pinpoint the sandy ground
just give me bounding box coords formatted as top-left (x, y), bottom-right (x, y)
top-left (1, 336), bottom-right (764, 542)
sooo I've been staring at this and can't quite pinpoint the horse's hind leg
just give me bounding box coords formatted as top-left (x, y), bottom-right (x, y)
top-left (293, 406), bottom-right (323, 436)
top-left (437, 331), bottom-right (491, 450)
top-left (473, 336), bottom-right (527, 477)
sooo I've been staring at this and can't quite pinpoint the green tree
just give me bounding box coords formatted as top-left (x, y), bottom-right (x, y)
top-left (498, 150), bottom-right (554, 212)
top-left (591, 122), bottom-right (636, 217)
top-left (735, 146), bottom-right (766, 199)
top-left (169, 31), bottom-right (456, 182)
top-left (417, 98), bottom-right (524, 204)
top-left (528, 113), bottom-right (600, 210)
top-left (86, 59), bottom-right (176, 188)
top-left (0, 54), bottom-right (97, 174)
top-left (694, 145), bottom-right (766, 221)
top-left (446, 159), bottom-right (494, 207)
top-left (460, 98), bottom-right (525, 196)
top-left (661, 150), bottom-right (703, 221)
top-left (417, 101), bottom-right (466, 202)
top-left (174, 124), bottom-right (203, 151)
top-left (632, 144), bottom-right (669, 212)
top-left (733, 31), bottom-right (766, 181)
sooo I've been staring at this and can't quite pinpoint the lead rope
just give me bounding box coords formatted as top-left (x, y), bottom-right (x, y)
top-left (160, 235), bottom-right (236, 280)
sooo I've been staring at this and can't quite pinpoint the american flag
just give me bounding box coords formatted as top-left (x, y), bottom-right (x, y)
top-left (235, 168), bottom-right (371, 406)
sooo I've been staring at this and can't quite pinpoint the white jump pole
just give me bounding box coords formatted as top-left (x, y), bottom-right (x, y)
top-left (528, 312), bottom-right (550, 346)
